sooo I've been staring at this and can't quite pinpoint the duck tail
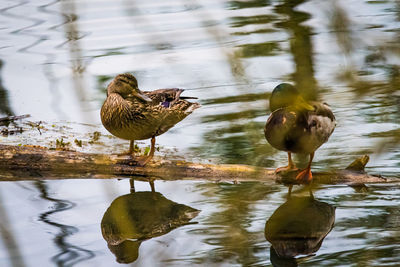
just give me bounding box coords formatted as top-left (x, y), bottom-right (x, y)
top-left (184, 102), bottom-right (201, 114)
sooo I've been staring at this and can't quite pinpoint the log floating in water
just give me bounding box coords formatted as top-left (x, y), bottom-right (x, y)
top-left (0, 144), bottom-right (389, 184)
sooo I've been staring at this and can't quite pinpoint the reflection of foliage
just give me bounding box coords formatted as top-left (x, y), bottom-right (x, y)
top-left (232, 28), bottom-right (277, 35)
top-left (236, 42), bottom-right (281, 57)
top-left (196, 121), bottom-right (276, 165)
top-left (329, 185), bottom-right (400, 266)
top-left (96, 75), bottom-right (113, 95)
top-left (203, 92), bottom-right (270, 105)
top-left (192, 182), bottom-right (280, 265)
top-left (329, 2), bottom-right (354, 55)
top-left (0, 60), bottom-right (14, 117)
top-left (202, 109), bottom-right (265, 123)
top-left (194, 0), bottom-right (320, 166)
top-left (329, 1), bottom-right (400, 151)
top-left (230, 14), bottom-right (277, 28)
top-left (228, 0), bottom-right (271, 10)
top-left (275, 0), bottom-right (317, 100)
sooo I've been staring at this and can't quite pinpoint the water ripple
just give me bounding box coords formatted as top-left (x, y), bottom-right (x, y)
top-left (34, 181), bottom-right (95, 267)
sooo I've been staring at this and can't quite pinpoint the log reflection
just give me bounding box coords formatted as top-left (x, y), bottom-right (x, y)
top-left (101, 180), bottom-right (200, 264)
top-left (265, 196), bottom-right (335, 266)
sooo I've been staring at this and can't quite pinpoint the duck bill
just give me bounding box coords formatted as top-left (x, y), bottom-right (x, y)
top-left (295, 96), bottom-right (314, 111)
top-left (133, 91), bottom-right (152, 102)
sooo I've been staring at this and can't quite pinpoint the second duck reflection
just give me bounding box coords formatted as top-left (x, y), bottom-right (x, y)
top-left (265, 192), bottom-right (335, 266)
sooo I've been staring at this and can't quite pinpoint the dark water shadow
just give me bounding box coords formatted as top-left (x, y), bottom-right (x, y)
top-left (0, 188), bottom-right (26, 267)
top-left (274, 0), bottom-right (318, 100)
top-left (188, 182), bottom-right (280, 265)
top-left (101, 179), bottom-right (200, 264)
top-left (34, 181), bottom-right (95, 267)
top-left (265, 195), bottom-right (335, 266)
top-left (0, 59), bottom-right (15, 118)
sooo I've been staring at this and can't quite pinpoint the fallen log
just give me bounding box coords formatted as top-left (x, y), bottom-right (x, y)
top-left (0, 144), bottom-right (390, 184)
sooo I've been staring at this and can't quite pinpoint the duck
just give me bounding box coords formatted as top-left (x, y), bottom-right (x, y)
top-left (101, 73), bottom-right (200, 166)
top-left (264, 83), bottom-right (336, 183)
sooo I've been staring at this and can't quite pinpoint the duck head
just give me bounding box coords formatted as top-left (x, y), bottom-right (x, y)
top-left (269, 83), bottom-right (314, 112)
top-left (107, 73), bottom-right (152, 102)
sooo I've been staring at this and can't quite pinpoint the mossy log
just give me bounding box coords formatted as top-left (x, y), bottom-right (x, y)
top-left (0, 144), bottom-right (389, 184)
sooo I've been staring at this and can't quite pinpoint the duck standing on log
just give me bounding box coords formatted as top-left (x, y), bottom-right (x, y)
top-left (101, 73), bottom-right (200, 166)
top-left (264, 83), bottom-right (336, 183)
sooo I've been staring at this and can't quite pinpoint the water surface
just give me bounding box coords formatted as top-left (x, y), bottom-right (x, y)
top-left (0, 0), bottom-right (399, 266)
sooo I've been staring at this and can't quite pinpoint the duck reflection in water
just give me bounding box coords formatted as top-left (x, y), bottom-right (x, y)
top-left (265, 194), bottom-right (335, 266)
top-left (101, 179), bottom-right (200, 264)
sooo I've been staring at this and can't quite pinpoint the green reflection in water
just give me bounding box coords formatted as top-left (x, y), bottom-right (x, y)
top-left (228, 0), bottom-right (272, 10)
top-left (189, 182), bottom-right (281, 265)
top-left (274, 0), bottom-right (317, 100)
top-left (237, 42), bottom-right (281, 58)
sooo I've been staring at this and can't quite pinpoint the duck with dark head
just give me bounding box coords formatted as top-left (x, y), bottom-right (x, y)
top-left (101, 73), bottom-right (200, 166)
top-left (264, 83), bottom-right (336, 183)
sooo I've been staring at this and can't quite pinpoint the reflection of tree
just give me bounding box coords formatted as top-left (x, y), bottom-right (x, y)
top-left (34, 181), bottom-right (95, 266)
top-left (60, 0), bottom-right (92, 122)
top-left (0, 60), bottom-right (15, 117)
top-left (228, 0), bottom-right (272, 10)
top-left (275, 0), bottom-right (318, 100)
top-left (0, 189), bottom-right (25, 267)
top-left (192, 182), bottom-right (280, 265)
top-left (329, 1), bottom-right (400, 150)
top-left (325, 185), bottom-right (400, 266)
top-left (195, 0), bottom-right (319, 166)
top-left (190, 0), bottom-right (279, 166)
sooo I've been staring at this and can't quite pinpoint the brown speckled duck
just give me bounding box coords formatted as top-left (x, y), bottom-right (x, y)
top-left (101, 73), bottom-right (200, 165)
top-left (264, 83), bottom-right (336, 183)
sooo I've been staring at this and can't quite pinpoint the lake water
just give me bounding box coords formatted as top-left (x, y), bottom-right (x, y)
top-left (0, 0), bottom-right (399, 266)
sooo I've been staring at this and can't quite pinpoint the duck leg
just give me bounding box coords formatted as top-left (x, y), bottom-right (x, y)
top-left (129, 178), bottom-right (135, 193)
top-left (149, 179), bottom-right (155, 193)
top-left (275, 152), bottom-right (298, 173)
top-left (137, 136), bottom-right (156, 166)
top-left (287, 184), bottom-right (293, 199)
top-left (117, 140), bottom-right (135, 156)
top-left (295, 152), bottom-right (314, 183)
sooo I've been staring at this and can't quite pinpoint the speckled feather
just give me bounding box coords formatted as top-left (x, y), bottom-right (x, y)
top-left (264, 102), bottom-right (336, 154)
top-left (101, 85), bottom-right (199, 141)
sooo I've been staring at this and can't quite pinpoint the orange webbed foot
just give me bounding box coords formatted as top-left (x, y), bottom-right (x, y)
top-left (295, 168), bottom-right (313, 184)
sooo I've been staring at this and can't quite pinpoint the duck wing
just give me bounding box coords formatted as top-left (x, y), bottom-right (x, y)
top-left (143, 88), bottom-right (195, 107)
top-left (306, 102), bottom-right (336, 140)
top-left (292, 102), bottom-right (336, 153)
top-left (265, 102), bottom-right (335, 154)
